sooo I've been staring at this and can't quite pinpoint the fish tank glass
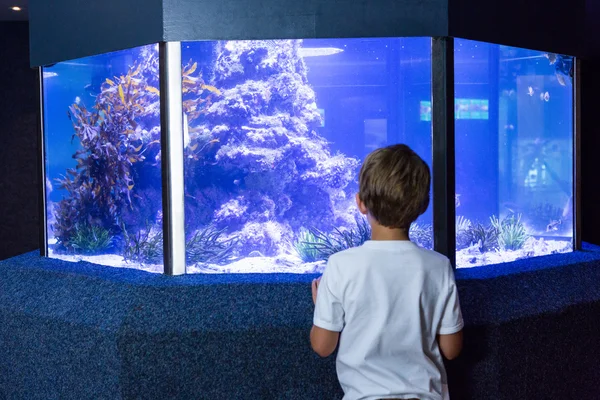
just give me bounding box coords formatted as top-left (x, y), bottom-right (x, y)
top-left (179, 38), bottom-right (433, 273)
top-left (454, 39), bottom-right (574, 268)
top-left (42, 44), bottom-right (166, 273)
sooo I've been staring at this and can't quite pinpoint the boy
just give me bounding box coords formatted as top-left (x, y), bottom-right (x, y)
top-left (310, 144), bottom-right (463, 400)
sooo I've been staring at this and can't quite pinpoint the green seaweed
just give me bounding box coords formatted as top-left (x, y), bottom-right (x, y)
top-left (121, 222), bottom-right (163, 264)
top-left (409, 223), bottom-right (433, 249)
top-left (67, 224), bottom-right (113, 254)
top-left (299, 217), bottom-right (371, 261)
top-left (490, 214), bottom-right (529, 251)
top-left (186, 225), bottom-right (238, 265)
top-left (464, 222), bottom-right (499, 252)
top-left (456, 216), bottom-right (473, 250)
top-left (294, 229), bottom-right (325, 263)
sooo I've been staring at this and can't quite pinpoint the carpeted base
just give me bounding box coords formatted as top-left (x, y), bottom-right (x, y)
top-left (1, 245), bottom-right (600, 399)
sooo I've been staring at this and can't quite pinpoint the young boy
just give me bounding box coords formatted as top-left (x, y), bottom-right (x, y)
top-left (310, 144), bottom-right (463, 400)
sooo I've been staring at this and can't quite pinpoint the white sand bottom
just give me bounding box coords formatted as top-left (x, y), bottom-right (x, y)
top-left (456, 237), bottom-right (573, 268)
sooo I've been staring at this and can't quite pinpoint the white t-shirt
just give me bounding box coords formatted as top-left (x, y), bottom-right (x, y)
top-left (313, 240), bottom-right (464, 400)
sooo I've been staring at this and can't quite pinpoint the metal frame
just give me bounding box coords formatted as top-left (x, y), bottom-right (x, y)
top-left (431, 37), bottom-right (456, 267)
top-left (573, 57), bottom-right (582, 250)
top-left (159, 41), bottom-right (187, 276)
top-left (37, 67), bottom-right (48, 257)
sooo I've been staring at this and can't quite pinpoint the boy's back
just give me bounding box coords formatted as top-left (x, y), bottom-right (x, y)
top-left (314, 241), bottom-right (462, 400)
top-left (310, 144), bottom-right (463, 400)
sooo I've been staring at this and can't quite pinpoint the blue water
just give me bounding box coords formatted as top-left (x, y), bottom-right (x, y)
top-left (41, 38), bottom-right (573, 273)
top-left (454, 39), bottom-right (574, 267)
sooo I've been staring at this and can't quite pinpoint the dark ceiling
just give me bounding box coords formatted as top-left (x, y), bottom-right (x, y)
top-left (0, 0), bottom-right (27, 21)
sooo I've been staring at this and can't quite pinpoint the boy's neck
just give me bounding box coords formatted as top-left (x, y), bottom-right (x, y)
top-left (370, 224), bottom-right (410, 241)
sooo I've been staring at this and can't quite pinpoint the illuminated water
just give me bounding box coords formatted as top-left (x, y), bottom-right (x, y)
top-left (42, 38), bottom-right (573, 273)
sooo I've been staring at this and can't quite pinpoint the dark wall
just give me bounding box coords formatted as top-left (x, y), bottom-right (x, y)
top-left (449, 0), bottom-right (586, 57)
top-left (29, 0), bottom-right (163, 66)
top-left (581, 0), bottom-right (600, 245)
top-left (163, 0), bottom-right (448, 42)
top-left (0, 22), bottom-right (39, 260)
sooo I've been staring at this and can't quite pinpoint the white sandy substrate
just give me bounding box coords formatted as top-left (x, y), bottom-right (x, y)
top-left (456, 237), bottom-right (574, 268)
top-left (47, 239), bottom-right (325, 274)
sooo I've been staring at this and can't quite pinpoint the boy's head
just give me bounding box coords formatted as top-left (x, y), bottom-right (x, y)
top-left (357, 144), bottom-right (430, 230)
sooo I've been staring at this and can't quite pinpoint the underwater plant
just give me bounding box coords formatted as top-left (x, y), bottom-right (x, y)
top-left (53, 46), bottom-right (218, 255)
top-left (464, 222), bottom-right (499, 253)
top-left (456, 216), bottom-right (473, 250)
top-left (294, 229), bottom-right (325, 263)
top-left (67, 224), bottom-right (113, 254)
top-left (186, 225), bottom-right (238, 265)
top-left (121, 222), bottom-right (164, 264)
top-left (490, 214), bottom-right (529, 251)
top-left (409, 223), bottom-right (433, 249)
top-left (298, 217), bottom-right (371, 261)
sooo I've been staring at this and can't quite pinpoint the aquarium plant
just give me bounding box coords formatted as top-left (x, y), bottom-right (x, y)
top-left (296, 217), bottom-right (371, 261)
top-left (490, 214), bottom-right (529, 251)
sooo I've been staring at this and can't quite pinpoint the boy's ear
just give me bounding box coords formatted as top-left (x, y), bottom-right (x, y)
top-left (355, 193), bottom-right (368, 215)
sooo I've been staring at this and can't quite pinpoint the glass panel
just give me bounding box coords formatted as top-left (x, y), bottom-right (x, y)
top-left (181, 38), bottom-right (433, 274)
top-left (454, 39), bottom-right (574, 268)
top-left (42, 44), bottom-right (164, 273)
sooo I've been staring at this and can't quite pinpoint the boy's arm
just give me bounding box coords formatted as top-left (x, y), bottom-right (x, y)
top-left (311, 268), bottom-right (344, 358)
top-left (310, 324), bottom-right (340, 358)
top-left (437, 261), bottom-right (464, 360)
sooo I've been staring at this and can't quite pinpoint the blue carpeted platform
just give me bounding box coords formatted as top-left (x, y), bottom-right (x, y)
top-left (1, 245), bottom-right (600, 399)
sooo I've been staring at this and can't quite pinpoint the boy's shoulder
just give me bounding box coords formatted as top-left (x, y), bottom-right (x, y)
top-left (329, 241), bottom-right (450, 267)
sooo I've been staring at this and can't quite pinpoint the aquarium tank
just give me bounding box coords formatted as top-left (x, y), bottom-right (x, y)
top-left (453, 39), bottom-right (574, 268)
top-left (42, 38), bottom-right (434, 274)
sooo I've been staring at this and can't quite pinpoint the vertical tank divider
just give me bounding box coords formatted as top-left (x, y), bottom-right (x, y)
top-left (37, 67), bottom-right (48, 257)
top-left (573, 57), bottom-right (582, 250)
top-left (431, 37), bottom-right (456, 267)
top-left (159, 42), bottom-right (186, 275)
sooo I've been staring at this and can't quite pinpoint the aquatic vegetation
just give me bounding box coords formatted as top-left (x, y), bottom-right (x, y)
top-left (67, 224), bottom-right (113, 254)
top-left (122, 222), bottom-right (163, 264)
top-left (52, 46), bottom-right (217, 254)
top-left (299, 217), bottom-right (371, 261)
top-left (186, 225), bottom-right (238, 265)
top-left (464, 222), bottom-right (499, 253)
top-left (455, 216), bottom-right (473, 250)
top-left (409, 223), bottom-right (433, 249)
top-left (490, 214), bottom-right (529, 251)
top-left (294, 229), bottom-right (324, 263)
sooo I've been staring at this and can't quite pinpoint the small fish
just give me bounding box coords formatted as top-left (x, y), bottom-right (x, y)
top-left (539, 91), bottom-right (550, 102)
top-left (556, 73), bottom-right (566, 86)
top-left (546, 219), bottom-right (562, 232)
top-left (233, 179), bottom-right (241, 186)
top-left (504, 124), bottom-right (515, 130)
top-left (527, 86), bottom-right (534, 96)
top-left (128, 184), bottom-right (134, 191)
top-left (75, 96), bottom-right (81, 105)
top-left (545, 53), bottom-right (557, 65)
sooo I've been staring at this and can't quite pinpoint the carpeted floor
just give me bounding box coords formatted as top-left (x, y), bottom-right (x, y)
top-left (1, 244), bottom-right (600, 399)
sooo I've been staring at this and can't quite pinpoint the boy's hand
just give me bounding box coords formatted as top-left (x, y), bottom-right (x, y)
top-left (311, 277), bottom-right (321, 305)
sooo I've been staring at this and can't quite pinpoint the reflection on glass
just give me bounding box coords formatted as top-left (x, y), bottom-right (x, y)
top-left (181, 38), bottom-right (433, 273)
top-left (454, 39), bottom-right (574, 268)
